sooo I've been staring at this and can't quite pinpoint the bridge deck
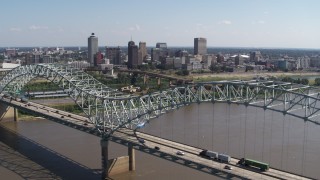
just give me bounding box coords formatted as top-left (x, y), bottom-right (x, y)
top-left (0, 95), bottom-right (314, 180)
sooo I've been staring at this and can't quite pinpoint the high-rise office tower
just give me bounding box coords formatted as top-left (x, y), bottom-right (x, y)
top-left (235, 54), bottom-right (244, 65)
top-left (5, 48), bottom-right (16, 58)
top-left (42, 55), bottom-right (54, 63)
top-left (128, 41), bottom-right (139, 69)
top-left (106, 46), bottom-right (122, 65)
top-left (151, 42), bottom-right (169, 61)
top-left (94, 52), bottom-right (104, 66)
top-left (250, 51), bottom-right (262, 62)
top-left (25, 53), bottom-right (41, 65)
top-left (139, 42), bottom-right (147, 62)
top-left (88, 33), bottom-right (98, 66)
top-left (151, 48), bottom-right (160, 62)
top-left (194, 38), bottom-right (207, 55)
top-left (156, 43), bottom-right (167, 49)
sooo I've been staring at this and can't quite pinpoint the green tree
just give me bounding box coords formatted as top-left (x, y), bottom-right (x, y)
top-left (138, 64), bottom-right (149, 71)
top-left (272, 66), bottom-right (279, 72)
top-left (0, 55), bottom-right (4, 63)
top-left (182, 69), bottom-right (190, 76)
top-left (130, 73), bottom-right (138, 85)
top-left (209, 65), bottom-right (222, 73)
top-left (117, 72), bottom-right (128, 84)
top-left (221, 66), bottom-right (227, 72)
top-left (226, 67), bottom-right (234, 72)
top-left (294, 78), bottom-right (301, 84)
top-left (315, 78), bottom-right (320, 86)
top-left (149, 63), bottom-right (156, 70)
top-left (176, 69), bottom-right (190, 76)
top-left (281, 77), bottom-right (294, 83)
top-left (301, 78), bottom-right (309, 85)
top-left (245, 66), bottom-right (254, 72)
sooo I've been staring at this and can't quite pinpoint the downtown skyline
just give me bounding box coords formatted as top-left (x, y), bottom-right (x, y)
top-left (1, 0), bottom-right (320, 49)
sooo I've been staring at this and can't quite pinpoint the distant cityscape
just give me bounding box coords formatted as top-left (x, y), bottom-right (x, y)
top-left (1, 33), bottom-right (320, 75)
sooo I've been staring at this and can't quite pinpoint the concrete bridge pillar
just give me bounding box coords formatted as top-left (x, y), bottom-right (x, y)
top-left (128, 143), bottom-right (135, 171)
top-left (100, 140), bottom-right (136, 179)
top-left (157, 77), bottom-right (161, 86)
top-left (0, 103), bottom-right (18, 122)
top-left (101, 139), bottom-right (109, 180)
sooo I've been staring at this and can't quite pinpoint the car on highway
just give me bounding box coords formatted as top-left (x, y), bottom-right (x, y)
top-left (138, 138), bottom-right (145, 144)
top-left (20, 97), bottom-right (28, 103)
top-left (176, 150), bottom-right (185, 156)
top-left (224, 165), bottom-right (232, 170)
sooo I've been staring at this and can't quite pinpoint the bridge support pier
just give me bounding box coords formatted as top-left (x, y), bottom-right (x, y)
top-left (0, 103), bottom-right (18, 122)
top-left (100, 140), bottom-right (135, 179)
top-left (128, 143), bottom-right (135, 171)
top-left (157, 77), bottom-right (161, 86)
top-left (101, 140), bottom-right (109, 179)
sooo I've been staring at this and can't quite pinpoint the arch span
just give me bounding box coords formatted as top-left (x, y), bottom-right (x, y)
top-left (103, 80), bottom-right (320, 134)
top-left (1, 64), bottom-right (320, 137)
top-left (0, 64), bottom-right (130, 133)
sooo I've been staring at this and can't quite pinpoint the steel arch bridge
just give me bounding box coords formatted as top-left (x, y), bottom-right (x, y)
top-left (1, 64), bottom-right (320, 138)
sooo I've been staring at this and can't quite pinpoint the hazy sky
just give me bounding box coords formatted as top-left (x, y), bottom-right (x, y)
top-left (1, 0), bottom-right (320, 48)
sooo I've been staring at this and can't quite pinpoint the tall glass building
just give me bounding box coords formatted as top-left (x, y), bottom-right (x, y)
top-left (194, 38), bottom-right (207, 55)
top-left (128, 41), bottom-right (139, 69)
top-left (88, 33), bottom-right (98, 66)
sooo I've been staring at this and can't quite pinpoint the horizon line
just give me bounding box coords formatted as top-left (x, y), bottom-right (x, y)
top-left (0, 46), bottom-right (319, 50)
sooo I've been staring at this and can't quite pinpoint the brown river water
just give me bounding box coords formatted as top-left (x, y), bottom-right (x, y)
top-left (1, 103), bottom-right (319, 180)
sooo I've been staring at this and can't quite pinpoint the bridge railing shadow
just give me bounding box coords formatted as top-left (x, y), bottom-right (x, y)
top-left (0, 124), bottom-right (101, 180)
top-left (0, 142), bottom-right (63, 179)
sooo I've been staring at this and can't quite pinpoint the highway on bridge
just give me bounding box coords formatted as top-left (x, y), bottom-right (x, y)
top-left (0, 95), bottom-right (313, 180)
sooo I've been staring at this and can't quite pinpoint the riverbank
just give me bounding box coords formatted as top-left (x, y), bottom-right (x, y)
top-left (192, 71), bottom-right (320, 82)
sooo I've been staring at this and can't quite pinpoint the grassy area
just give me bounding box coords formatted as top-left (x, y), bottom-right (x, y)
top-left (309, 79), bottom-right (315, 85)
top-left (88, 71), bottom-right (170, 93)
top-left (193, 75), bottom-right (252, 82)
top-left (192, 71), bottom-right (320, 85)
top-left (22, 80), bottom-right (62, 92)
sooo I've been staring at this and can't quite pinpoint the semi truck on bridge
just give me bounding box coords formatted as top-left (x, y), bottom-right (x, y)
top-left (237, 158), bottom-right (269, 171)
top-left (199, 150), bottom-right (218, 159)
top-left (199, 150), bottom-right (231, 163)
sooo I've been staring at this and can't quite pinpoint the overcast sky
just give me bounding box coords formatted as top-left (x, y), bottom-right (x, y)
top-left (1, 0), bottom-right (320, 49)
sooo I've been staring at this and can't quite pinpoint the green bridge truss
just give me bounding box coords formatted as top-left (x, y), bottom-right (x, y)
top-left (1, 64), bottom-right (320, 138)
